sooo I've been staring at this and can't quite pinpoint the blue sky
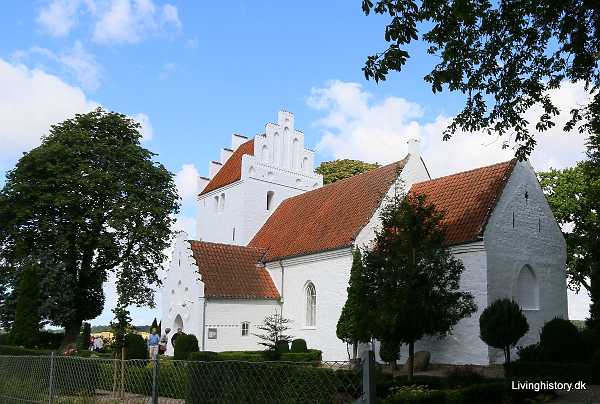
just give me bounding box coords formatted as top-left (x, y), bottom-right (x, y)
top-left (0, 1), bottom-right (592, 325)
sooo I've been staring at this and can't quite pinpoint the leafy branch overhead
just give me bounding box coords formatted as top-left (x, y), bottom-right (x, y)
top-left (361, 0), bottom-right (600, 159)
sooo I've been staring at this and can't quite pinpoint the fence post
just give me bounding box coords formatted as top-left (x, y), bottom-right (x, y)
top-left (151, 357), bottom-right (159, 404)
top-left (361, 349), bottom-right (376, 404)
top-left (48, 352), bottom-right (55, 404)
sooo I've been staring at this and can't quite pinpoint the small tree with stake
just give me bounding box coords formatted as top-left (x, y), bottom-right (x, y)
top-left (479, 298), bottom-right (529, 363)
top-left (253, 311), bottom-right (293, 359)
top-left (362, 181), bottom-right (477, 381)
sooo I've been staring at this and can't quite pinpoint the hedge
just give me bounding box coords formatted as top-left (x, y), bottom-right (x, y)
top-left (188, 349), bottom-right (322, 363)
top-left (505, 361), bottom-right (596, 383)
top-left (185, 360), bottom-right (360, 403)
top-left (381, 381), bottom-right (549, 404)
top-left (0, 345), bottom-right (53, 356)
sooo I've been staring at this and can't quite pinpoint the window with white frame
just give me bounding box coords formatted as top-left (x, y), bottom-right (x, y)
top-left (241, 321), bottom-right (249, 336)
top-left (305, 282), bottom-right (316, 327)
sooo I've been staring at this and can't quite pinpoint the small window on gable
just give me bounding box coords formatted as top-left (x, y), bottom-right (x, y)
top-left (219, 193), bottom-right (225, 212)
top-left (261, 145), bottom-right (269, 163)
top-left (303, 157), bottom-right (310, 174)
top-left (241, 321), bottom-right (249, 336)
top-left (305, 282), bottom-right (316, 327)
top-left (214, 195), bottom-right (219, 212)
top-left (516, 265), bottom-right (539, 310)
top-left (266, 191), bottom-right (275, 211)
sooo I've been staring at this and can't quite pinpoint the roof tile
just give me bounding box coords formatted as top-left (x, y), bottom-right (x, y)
top-left (200, 139), bottom-right (254, 195)
top-left (188, 240), bottom-right (279, 299)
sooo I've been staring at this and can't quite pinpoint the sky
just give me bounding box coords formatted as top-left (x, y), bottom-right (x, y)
top-left (0, 1), bottom-right (592, 325)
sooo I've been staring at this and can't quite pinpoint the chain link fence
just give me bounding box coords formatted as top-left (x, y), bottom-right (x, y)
top-left (0, 354), bottom-right (369, 403)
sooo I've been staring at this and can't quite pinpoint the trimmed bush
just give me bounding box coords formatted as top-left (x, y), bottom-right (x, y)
top-left (124, 333), bottom-right (148, 360)
top-left (188, 349), bottom-right (322, 363)
top-left (581, 326), bottom-right (600, 357)
top-left (173, 333), bottom-right (199, 360)
top-left (188, 351), bottom-right (219, 362)
top-left (516, 343), bottom-right (542, 362)
top-left (379, 340), bottom-right (400, 367)
top-left (280, 349), bottom-right (322, 362)
top-left (539, 317), bottom-right (584, 362)
top-left (479, 298), bottom-right (529, 363)
top-left (290, 338), bottom-right (308, 353)
top-left (0, 345), bottom-right (53, 356)
top-left (275, 339), bottom-right (289, 353)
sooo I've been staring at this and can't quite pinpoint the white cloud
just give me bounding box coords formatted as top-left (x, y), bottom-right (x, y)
top-left (36, 0), bottom-right (182, 44)
top-left (175, 164), bottom-right (200, 204)
top-left (92, 0), bottom-right (182, 44)
top-left (0, 58), bottom-right (98, 160)
top-left (13, 41), bottom-right (103, 91)
top-left (132, 112), bottom-right (153, 141)
top-left (36, 0), bottom-right (83, 37)
top-left (310, 80), bottom-right (590, 177)
top-left (0, 58), bottom-right (153, 163)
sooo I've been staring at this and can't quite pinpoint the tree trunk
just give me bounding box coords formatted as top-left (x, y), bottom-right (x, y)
top-left (587, 257), bottom-right (600, 330)
top-left (408, 341), bottom-right (414, 382)
top-left (60, 320), bottom-right (82, 352)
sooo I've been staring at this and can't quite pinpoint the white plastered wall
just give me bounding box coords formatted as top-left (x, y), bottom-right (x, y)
top-left (484, 160), bottom-right (568, 363)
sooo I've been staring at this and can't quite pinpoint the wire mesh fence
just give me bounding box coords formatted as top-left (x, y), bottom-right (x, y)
top-left (0, 355), bottom-right (365, 403)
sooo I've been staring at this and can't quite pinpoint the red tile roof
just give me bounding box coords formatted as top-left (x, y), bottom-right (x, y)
top-left (188, 240), bottom-right (279, 299)
top-left (409, 160), bottom-right (516, 246)
top-left (248, 158), bottom-right (408, 261)
top-left (200, 139), bottom-right (254, 195)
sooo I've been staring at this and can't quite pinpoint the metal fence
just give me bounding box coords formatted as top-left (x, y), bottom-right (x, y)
top-left (0, 353), bottom-right (371, 403)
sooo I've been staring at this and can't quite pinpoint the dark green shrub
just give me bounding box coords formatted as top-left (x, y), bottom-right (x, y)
top-left (581, 326), bottom-right (600, 357)
top-left (381, 386), bottom-right (447, 404)
top-left (290, 338), bottom-right (308, 352)
top-left (124, 333), bottom-right (148, 360)
top-left (0, 345), bottom-right (52, 356)
top-left (516, 343), bottom-right (542, 361)
top-left (38, 331), bottom-right (64, 349)
top-left (444, 366), bottom-right (484, 388)
top-left (539, 317), bottom-right (584, 362)
top-left (479, 298), bottom-right (529, 363)
top-left (188, 351), bottom-right (219, 361)
top-left (53, 356), bottom-right (99, 395)
top-left (280, 349), bottom-right (322, 362)
top-left (379, 340), bottom-right (400, 367)
top-left (173, 333), bottom-right (199, 360)
top-left (0, 333), bottom-right (11, 345)
top-left (505, 361), bottom-right (593, 382)
top-left (592, 351), bottom-right (600, 384)
top-left (276, 339), bottom-right (289, 353)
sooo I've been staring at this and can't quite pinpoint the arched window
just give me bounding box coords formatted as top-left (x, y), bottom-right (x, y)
top-left (292, 138), bottom-right (299, 170)
top-left (213, 195), bottom-right (219, 212)
top-left (305, 282), bottom-right (316, 327)
top-left (261, 144), bottom-right (269, 163)
top-left (273, 132), bottom-right (280, 165)
top-left (266, 191), bottom-right (275, 211)
top-left (516, 265), bottom-right (539, 310)
top-left (303, 157), bottom-right (310, 174)
top-left (219, 193), bottom-right (225, 212)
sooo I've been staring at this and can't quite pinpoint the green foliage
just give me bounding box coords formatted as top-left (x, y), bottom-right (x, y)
top-left (0, 345), bottom-right (53, 356)
top-left (315, 159), bottom-right (379, 184)
top-left (173, 333), bottom-right (199, 360)
top-left (539, 317), bottom-right (584, 363)
top-left (581, 326), bottom-right (600, 357)
top-left (479, 298), bottom-right (529, 363)
top-left (362, 189), bottom-right (477, 378)
top-left (9, 264), bottom-right (41, 348)
top-left (275, 339), bottom-right (289, 353)
top-left (188, 349), bottom-right (322, 363)
top-left (78, 322), bottom-right (91, 350)
top-left (110, 306), bottom-right (131, 356)
top-left (290, 338), bottom-right (307, 353)
top-left (253, 311), bottom-right (293, 352)
top-left (361, 0), bottom-right (600, 160)
top-left (150, 318), bottom-right (158, 334)
top-left (337, 249), bottom-right (372, 348)
top-left (0, 108), bottom-right (180, 342)
top-left (124, 333), bottom-right (147, 360)
top-left (379, 340), bottom-right (400, 365)
top-left (516, 343), bottom-right (542, 362)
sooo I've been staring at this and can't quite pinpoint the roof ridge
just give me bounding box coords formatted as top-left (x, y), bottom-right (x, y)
top-left (415, 159), bottom-right (517, 185)
top-left (188, 239), bottom-right (265, 252)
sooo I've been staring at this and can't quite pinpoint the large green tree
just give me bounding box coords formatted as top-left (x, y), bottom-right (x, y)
top-left (316, 159), bottom-right (379, 185)
top-left (363, 189), bottom-right (477, 380)
top-left (361, 0), bottom-right (600, 159)
top-left (0, 108), bottom-right (180, 344)
top-left (336, 248), bottom-right (372, 359)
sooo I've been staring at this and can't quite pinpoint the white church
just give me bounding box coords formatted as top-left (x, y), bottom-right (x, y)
top-left (161, 110), bottom-right (568, 364)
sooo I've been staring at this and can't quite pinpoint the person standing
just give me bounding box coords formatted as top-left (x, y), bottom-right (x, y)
top-left (147, 329), bottom-right (160, 360)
